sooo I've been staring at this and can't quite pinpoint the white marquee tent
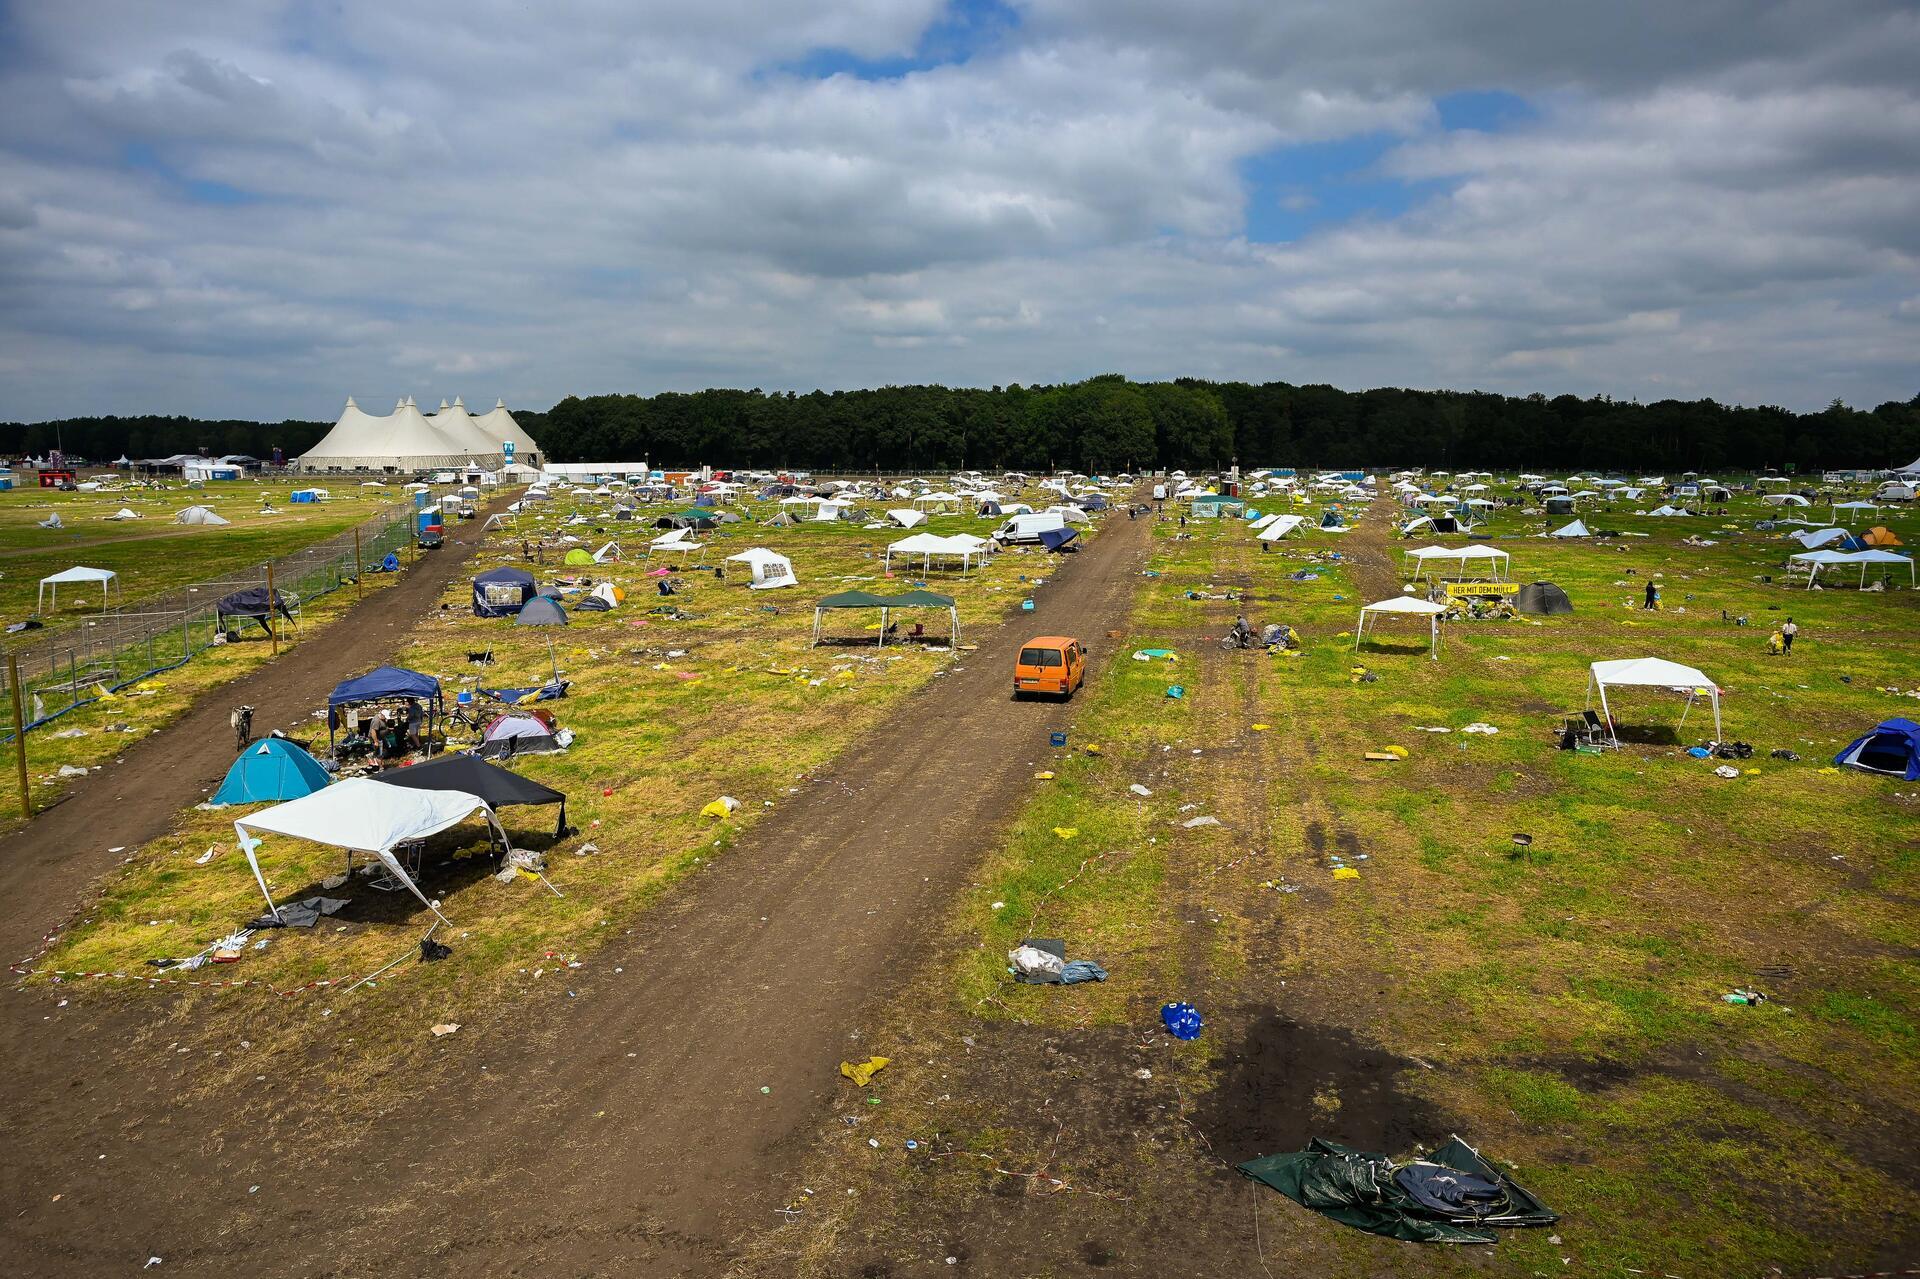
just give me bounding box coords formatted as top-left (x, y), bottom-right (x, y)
top-left (234, 778), bottom-right (510, 925)
top-left (1354, 595), bottom-right (1448, 658)
top-left (1585, 657), bottom-right (1721, 744)
top-left (1256, 514), bottom-right (1306, 541)
top-left (885, 508), bottom-right (927, 529)
top-left (1402, 544), bottom-right (1510, 581)
top-left (38, 566), bottom-right (117, 612)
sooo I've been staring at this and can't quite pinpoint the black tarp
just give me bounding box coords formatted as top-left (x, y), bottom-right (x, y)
top-left (372, 753), bottom-right (568, 838)
top-left (1514, 581), bottom-right (1574, 615)
top-left (217, 587), bottom-right (293, 634)
top-left (1239, 1136), bottom-right (1556, 1245)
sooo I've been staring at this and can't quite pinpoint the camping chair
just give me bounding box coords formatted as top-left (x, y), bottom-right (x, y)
top-left (1580, 709), bottom-right (1614, 747)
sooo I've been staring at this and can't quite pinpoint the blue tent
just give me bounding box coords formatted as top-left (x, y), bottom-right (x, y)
top-left (472, 566), bottom-right (536, 617)
top-left (1039, 526), bottom-right (1079, 552)
top-left (328, 665), bottom-right (442, 736)
top-left (515, 595), bottom-right (569, 626)
top-left (213, 738), bottom-right (329, 805)
top-left (1834, 718), bottom-right (1920, 779)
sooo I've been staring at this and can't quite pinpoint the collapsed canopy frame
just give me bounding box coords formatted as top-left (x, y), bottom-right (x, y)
top-left (235, 777), bottom-right (509, 925)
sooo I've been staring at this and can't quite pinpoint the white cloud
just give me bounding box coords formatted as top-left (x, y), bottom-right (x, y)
top-left (0, 0), bottom-right (1915, 420)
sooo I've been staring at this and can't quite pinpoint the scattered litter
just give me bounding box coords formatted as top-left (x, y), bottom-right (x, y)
top-left (701, 796), bottom-right (739, 819)
top-left (1128, 783), bottom-right (1152, 797)
top-left (193, 847), bottom-right (217, 866)
top-left (574, 841), bottom-right (599, 856)
top-left (431, 1023), bottom-right (460, 1037)
top-left (1723, 988), bottom-right (1768, 1006)
top-left (1461, 722), bottom-right (1499, 735)
top-left (1033, 771), bottom-right (1055, 780)
top-left (57, 765), bottom-right (89, 778)
top-left (1713, 765), bottom-right (1741, 778)
top-left (1251, 723), bottom-right (1270, 732)
top-left (1182, 815), bottom-right (1222, 828)
top-left (840, 1056), bottom-right (891, 1087)
top-left (1052, 827), bottom-right (1079, 839)
top-left (1165, 685), bottom-right (1185, 699)
top-left (1010, 943), bottom-right (1066, 981)
top-left (1160, 1001), bottom-right (1203, 1040)
top-left (1332, 866), bottom-right (1361, 880)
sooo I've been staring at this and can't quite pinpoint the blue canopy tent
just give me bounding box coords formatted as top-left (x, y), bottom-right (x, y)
top-left (327, 665), bottom-right (444, 750)
top-left (212, 738), bottom-right (330, 805)
top-left (472, 566), bottom-right (536, 617)
top-left (1834, 718), bottom-right (1920, 779)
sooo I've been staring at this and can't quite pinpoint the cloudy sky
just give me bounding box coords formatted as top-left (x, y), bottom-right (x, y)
top-left (1, 0), bottom-right (1916, 421)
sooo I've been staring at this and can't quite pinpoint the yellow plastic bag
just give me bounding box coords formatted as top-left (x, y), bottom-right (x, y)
top-left (701, 796), bottom-right (738, 819)
top-left (840, 1056), bottom-right (891, 1087)
top-left (1332, 866), bottom-right (1361, 880)
top-left (1251, 723), bottom-right (1270, 732)
top-left (1053, 827), bottom-right (1079, 839)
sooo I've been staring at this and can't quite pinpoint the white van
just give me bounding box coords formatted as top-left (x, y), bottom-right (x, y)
top-left (1877, 481), bottom-right (1916, 501)
top-left (995, 511), bottom-right (1068, 544)
top-left (1151, 483), bottom-right (1167, 501)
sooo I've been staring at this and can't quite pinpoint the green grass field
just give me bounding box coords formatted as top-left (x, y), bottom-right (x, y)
top-left (741, 484), bottom-right (1920, 1275)
top-left (0, 477), bottom-right (404, 623)
top-left (18, 475), bottom-right (1920, 1271)
top-left (26, 484), bottom-right (1098, 1090)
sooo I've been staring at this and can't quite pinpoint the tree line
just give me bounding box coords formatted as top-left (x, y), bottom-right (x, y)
top-left (6, 380), bottom-right (1918, 473)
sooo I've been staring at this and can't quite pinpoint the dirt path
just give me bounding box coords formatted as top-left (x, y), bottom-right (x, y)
top-left (0, 514), bottom-right (504, 963)
top-left (3, 502), bottom-right (1156, 1278)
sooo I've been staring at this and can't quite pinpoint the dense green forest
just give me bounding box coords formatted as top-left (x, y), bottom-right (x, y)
top-left (6, 380), bottom-right (1918, 473)
top-left (0, 415), bottom-right (330, 464)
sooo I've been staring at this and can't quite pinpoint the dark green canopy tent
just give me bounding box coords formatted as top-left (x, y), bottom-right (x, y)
top-left (811, 590), bottom-right (958, 647)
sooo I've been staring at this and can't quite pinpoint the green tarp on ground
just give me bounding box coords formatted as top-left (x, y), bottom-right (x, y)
top-left (1239, 1136), bottom-right (1557, 1245)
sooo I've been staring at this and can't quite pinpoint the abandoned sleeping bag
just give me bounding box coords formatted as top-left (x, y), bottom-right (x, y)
top-left (1239, 1136), bottom-right (1556, 1245)
top-left (217, 586), bottom-right (294, 634)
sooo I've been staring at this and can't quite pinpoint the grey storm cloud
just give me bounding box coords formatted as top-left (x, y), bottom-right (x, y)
top-left (0, 0), bottom-right (1915, 420)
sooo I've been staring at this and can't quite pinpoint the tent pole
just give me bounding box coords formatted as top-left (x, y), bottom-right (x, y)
top-left (10, 656), bottom-right (31, 818)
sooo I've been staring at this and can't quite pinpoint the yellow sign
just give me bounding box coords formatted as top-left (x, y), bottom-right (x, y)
top-left (1444, 582), bottom-right (1519, 598)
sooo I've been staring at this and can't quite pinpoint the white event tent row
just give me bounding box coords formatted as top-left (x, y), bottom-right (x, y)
top-left (1787, 549), bottom-right (1915, 589)
top-left (38, 566), bottom-right (118, 612)
top-left (234, 778), bottom-right (511, 926)
top-left (1354, 595), bottom-right (1449, 658)
top-left (1585, 657), bottom-right (1721, 744)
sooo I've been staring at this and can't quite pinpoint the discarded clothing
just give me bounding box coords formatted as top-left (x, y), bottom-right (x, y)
top-left (249, 896), bottom-right (350, 929)
top-left (840, 1056), bottom-right (891, 1087)
top-left (1239, 1136), bottom-right (1557, 1245)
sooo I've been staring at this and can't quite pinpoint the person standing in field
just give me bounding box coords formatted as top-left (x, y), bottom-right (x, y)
top-left (1643, 579), bottom-right (1658, 610)
top-left (1781, 617), bottom-right (1798, 655)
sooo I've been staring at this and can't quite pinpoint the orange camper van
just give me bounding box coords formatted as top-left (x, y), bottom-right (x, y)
top-left (1014, 636), bottom-right (1086, 700)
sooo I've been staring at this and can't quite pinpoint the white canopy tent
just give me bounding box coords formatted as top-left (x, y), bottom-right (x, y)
top-left (884, 532), bottom-right (985, 573)
top-left (234, 778), bottom-right (510, 925)
top-left (1402, 544), bottom-right (1511, 581)
top-left (885, 508), bottom-right (927, 529)
top-left (1256, 514), bottom-right (1306, 541)
top-left (1831, 500), bottom-right (1881, 521)
top-left (1790, 549), bottom-right (1915, 589)
top-left (38, 566), bottom-right (118, 612)
top-left (726, 546), bottom-right (798, 589)
top-left (1585, 657), bottom-right (1721, 744)
top-left (1354, 595), bottom-right (1448, 659)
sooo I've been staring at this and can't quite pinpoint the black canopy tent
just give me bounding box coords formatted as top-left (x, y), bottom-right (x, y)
top-left (217, 586), bottom-right (294, 637)
top-left (810, 589), bottom-right (958, 647)
top-left (372, 753), bottom-right (569, 839)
